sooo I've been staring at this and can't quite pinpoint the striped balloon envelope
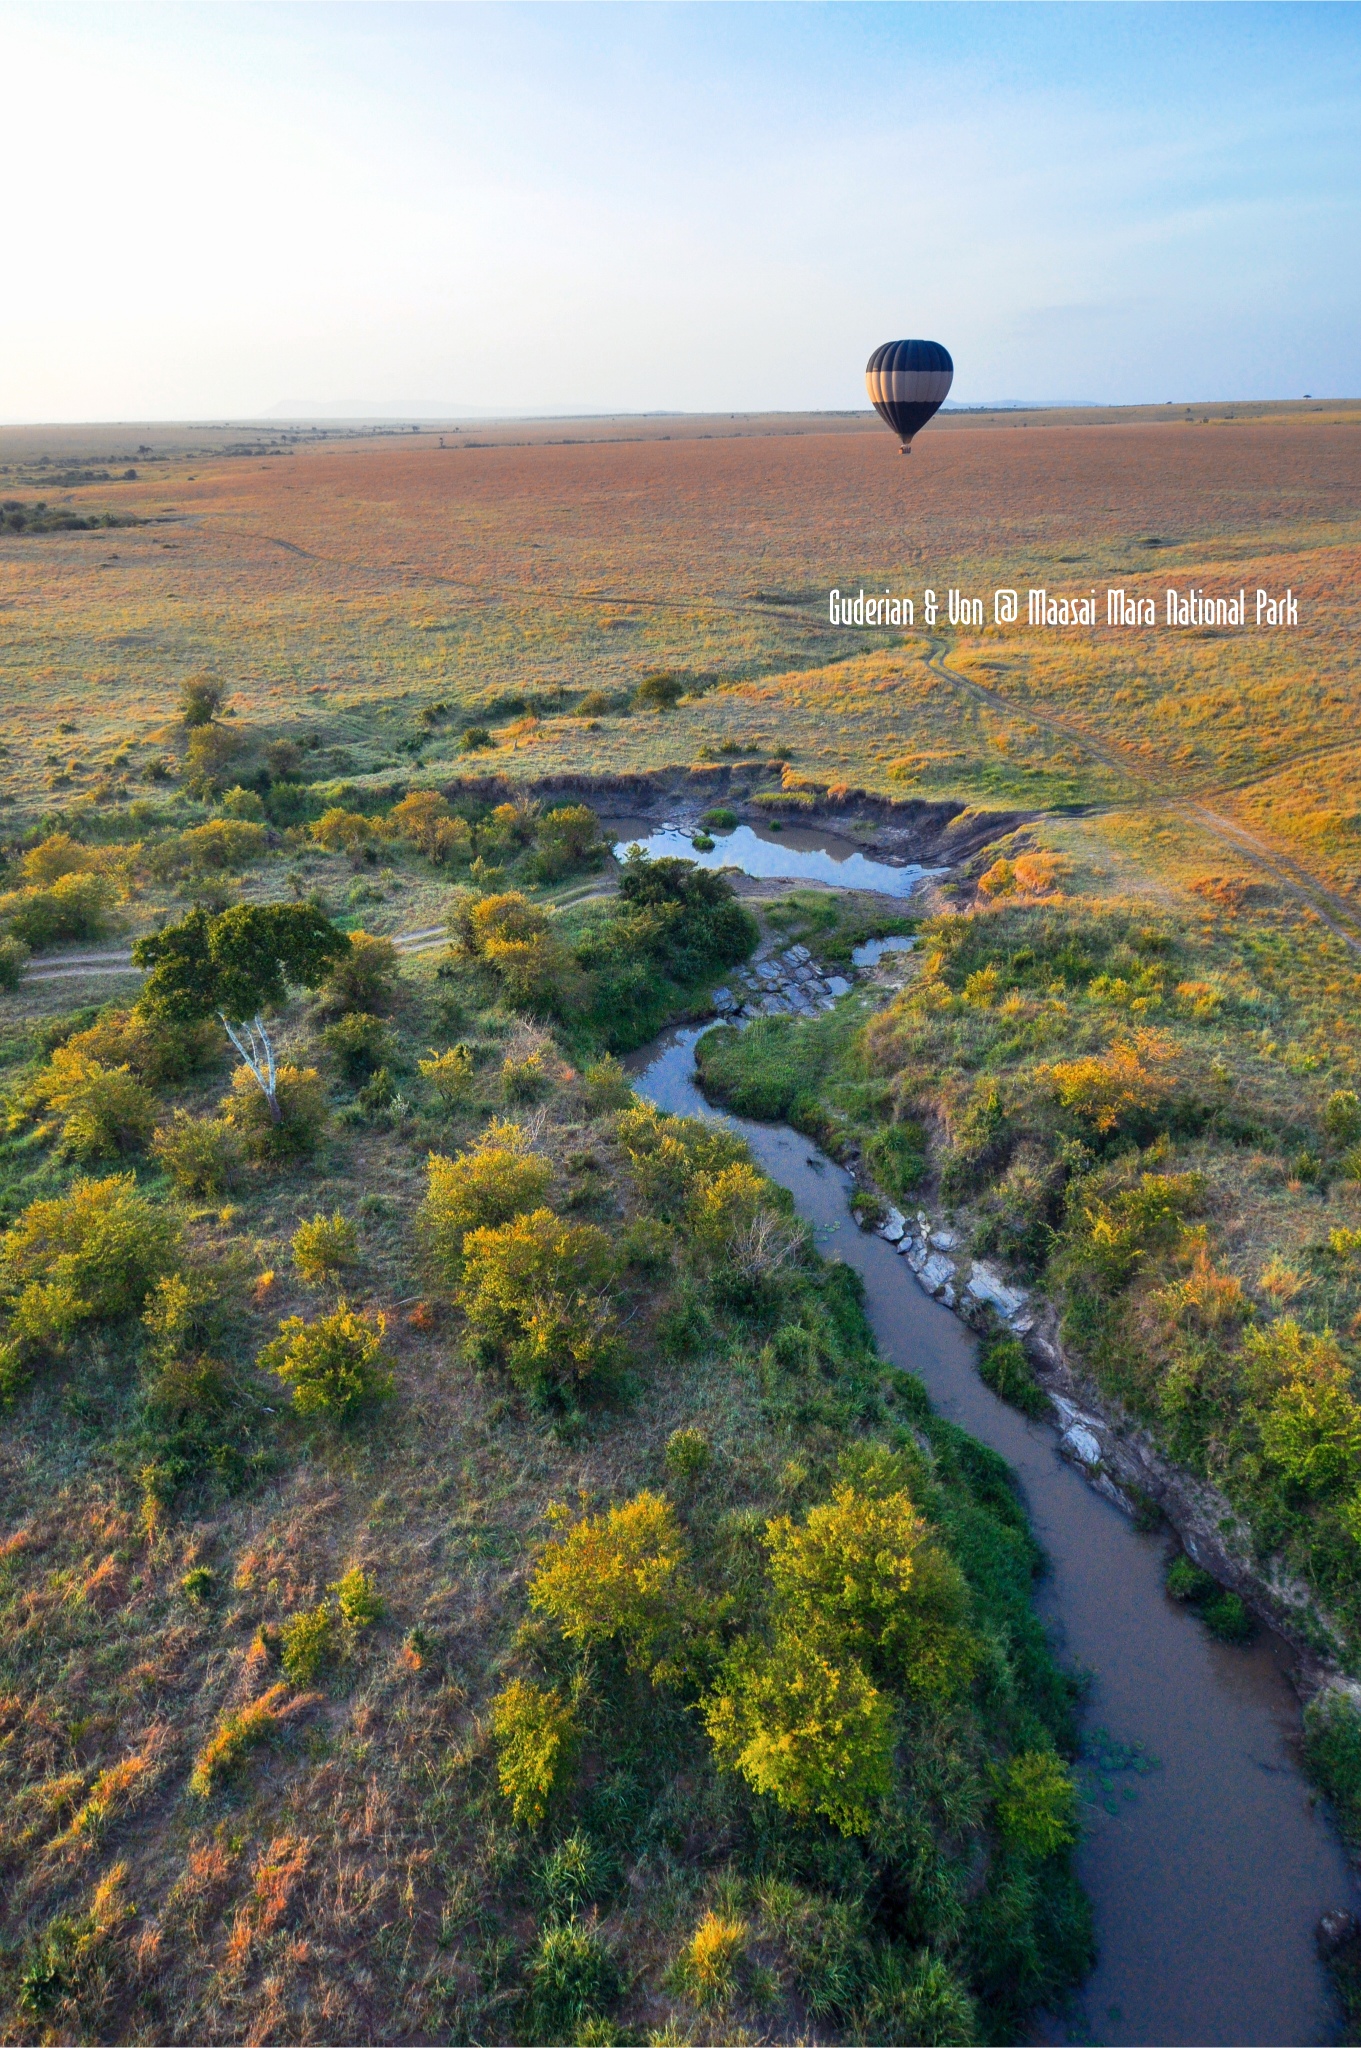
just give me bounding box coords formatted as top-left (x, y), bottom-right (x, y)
top-left (865, 339), bottom-right (954, 452)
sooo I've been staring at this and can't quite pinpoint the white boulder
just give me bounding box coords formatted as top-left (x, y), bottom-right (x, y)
top-left (965, 1261), bottom-right (1030, 1321)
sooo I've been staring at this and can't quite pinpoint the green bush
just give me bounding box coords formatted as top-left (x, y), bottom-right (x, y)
top-left (65, 1006), bottom-right (219, 1086)
top-left (532, 804), bottom-right (603, 882)
top-left (419, 1043), bottom-right (475, 1106)
top-left (701, 808), bottom-right (738, 830)
top-left (1325, 1090), bottom-right (1361, 1147)
top-left (280, 1602), bottom-right (336, 1683)
top-left (331, 1566), bottom-right (384, 1628)
top-left (621, 1217), bottom-right (674, 1273)
top-left (856, 1948), bottom-right (977, 2048)
top-left (994, 1751), bottom-right (1078, 1857)
top-left (978, 1333), bottom-right (1047, 1418)
top-left (530, 1492), bottom-right (688, 1669)
top-left (152, 1111), bottom-right (244, 1195)
top-left (581, 1055), bottom-right (633, 1114)
top-left (704, 1630), bottom-right (893, 1835)
top-left (537, 1831), bottom-right (613, 1918)
top-left (35, 1049), bottom-right (156, 1163)
top-left (1165, 1553), bottom-right (1216, 1603)
top-left (316, 931), bottom-right (401, 1016)
top-left (0, 933), bottom-right (29, 989)
top-left (665, 1427), bottom-right (712, 1490)
top-left (1, 872), bottom-right (113, 951)
top-left (321, 1011), bottom-right (393, 1083)
top-left (525, 1917), bottom-right (619, 2040)
top-left (863, 1121), bottom-right (927, 1201)
top-left (1304, 1690), bottom-right (1361, 1846)
top-left (1202, 1591), bottom-right (1253, 1642)
top-left (180, 676), bottom-right (224, 727)
top-left (260, 1303), bottom-right (395, 1420)
top-left (634, 672), bottom-right (683, 711)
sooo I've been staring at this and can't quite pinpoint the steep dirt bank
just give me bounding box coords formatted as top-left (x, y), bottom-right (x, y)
top-left (436, 764), bottom-right (1029, 866)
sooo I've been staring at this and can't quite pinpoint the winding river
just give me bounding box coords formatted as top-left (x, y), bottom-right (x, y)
top-left (628, 1019), bottom-right (1356, 2046)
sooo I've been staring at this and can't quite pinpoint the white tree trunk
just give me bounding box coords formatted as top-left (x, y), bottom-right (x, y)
top-left (220, 1012), bottom-right (282, 1122)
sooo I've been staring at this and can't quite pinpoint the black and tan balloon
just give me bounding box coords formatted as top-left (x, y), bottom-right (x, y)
top-left (865, 339), bottom-right (954, 451)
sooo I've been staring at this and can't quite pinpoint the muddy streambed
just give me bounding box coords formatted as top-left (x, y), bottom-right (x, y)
top-left (607, 819), bottom-right (934, 898)
top-left (627, 1020), bottom-right (1356, 2046)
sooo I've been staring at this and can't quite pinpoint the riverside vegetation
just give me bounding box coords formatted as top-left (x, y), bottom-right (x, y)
top-left (694, 840), bottom-right (1361, 1873)
top-left (0, 713), bottom-right (1091, 2044)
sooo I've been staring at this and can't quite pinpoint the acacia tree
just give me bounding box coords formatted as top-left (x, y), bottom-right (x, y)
top-left (133, 903), bottom-right (347, 1122)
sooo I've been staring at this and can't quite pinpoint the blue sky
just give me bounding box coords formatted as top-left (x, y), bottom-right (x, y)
top-left (2, 2), bottom-right (1357, 420)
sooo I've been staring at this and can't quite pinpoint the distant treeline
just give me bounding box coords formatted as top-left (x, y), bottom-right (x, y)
top-left (0, 499), bottom-right (143, 534)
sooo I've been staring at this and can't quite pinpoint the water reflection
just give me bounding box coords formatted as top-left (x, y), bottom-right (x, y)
top-left (608, 820), bottom-right (932, 899)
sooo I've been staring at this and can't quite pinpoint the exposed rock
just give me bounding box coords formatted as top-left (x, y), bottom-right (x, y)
top-left (877, 1206), bottom-right (907, 1245)
top-left (964, 1261), bottom-right (1030, 1320)
top-left (1317, 1910), bottom-right (1359, 1958)
top-left (1058, 1418), bottom-right (1104, 1470)
top-left (918, 1252), bottom-right (956, 1295)
top-left (929, 1229), bottom-right (958, 1251)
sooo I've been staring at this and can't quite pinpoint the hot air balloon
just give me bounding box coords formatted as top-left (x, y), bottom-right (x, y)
top-left (866, 340), bottom-right (953, 452)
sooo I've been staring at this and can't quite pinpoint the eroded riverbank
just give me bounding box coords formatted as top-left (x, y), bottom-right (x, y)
top-left (629, 1021), bottom-right (1356, 2046)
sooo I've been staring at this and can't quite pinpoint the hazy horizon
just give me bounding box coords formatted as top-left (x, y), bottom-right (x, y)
top-left (2, 1), bottom-right (1357, 423)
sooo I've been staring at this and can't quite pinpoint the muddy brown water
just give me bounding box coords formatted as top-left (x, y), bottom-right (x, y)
top-left (628, 1022), bottom-right (1356, 2046)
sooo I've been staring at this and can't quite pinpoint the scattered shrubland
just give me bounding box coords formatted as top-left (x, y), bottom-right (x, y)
top-left (0, 788), bottom-right (1091, 2044)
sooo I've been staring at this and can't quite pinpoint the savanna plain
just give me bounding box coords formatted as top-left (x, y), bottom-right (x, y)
top-left (0, 401), bottom-right (1359, 2044)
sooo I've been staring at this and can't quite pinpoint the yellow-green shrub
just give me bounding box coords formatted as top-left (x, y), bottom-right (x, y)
top-left (34, 1048), bottom-right (156, 1163)
top-left (312, 807), bottom-right (373, 854)
top-left (0, 871), bottom-right (113, 951)
top-left (152, 1111), bottom-right (243, 1195)
top-left (260, 1303), bottom-right (395, 1419)
top-left (280, 1603), bottom-right (336, 1683)
top-left (317, 930), bottom-right (400, 1015)
top-left (292, 1211), bottom-right (358, 1285)
top-left (1046, 1029), bottom-right (1175, 1134)
top-left (419, 1124), bottom-right (552, 1279)
top-left (0, 1174), bottom-right (179, 1358)
top-left (994, 1751), bottom-right (1078, 1856)
top-left (222, 1063), bottom-right (329, 1161)
top-left (458, 1207), bottom-right (619, 1394)
top-left (764, 1481), bottom-right (979, 1700)
top-left (63, 1006), bottom-right (218, 1086)
top-left (20, 832), bottom-right (98, 886)
top-left (491, 1678), bottom-right (579, 1826)
top-left (178, 818), bottom-right (268, 872)
top-left (1246, 1319), bottom-right (1361, 1496)
top-left (419, 1044), bottom-right (475, 1105)
top-left (530, 1491), bottom-right (687, 1668)
top-left (673, 1912), bottom-right (748, 2006)
top-left (703, 1632), bottom-right (893, 1836)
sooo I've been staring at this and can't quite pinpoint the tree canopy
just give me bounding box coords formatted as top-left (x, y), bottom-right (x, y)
top-left (134, 903), bottom-right (348, 1025)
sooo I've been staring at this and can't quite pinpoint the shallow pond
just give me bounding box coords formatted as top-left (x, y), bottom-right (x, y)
top-left (628, 1022), bottom-right (1356, 2047)
top-left (606, 819), bottom-right (932, 898)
